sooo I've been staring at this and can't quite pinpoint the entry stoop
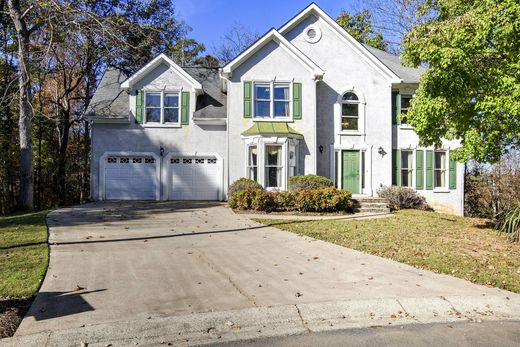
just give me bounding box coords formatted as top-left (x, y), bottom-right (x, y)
top-left (352, 196), bottom-right (391, 214)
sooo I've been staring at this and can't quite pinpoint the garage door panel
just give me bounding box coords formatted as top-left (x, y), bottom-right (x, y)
top-left (169, 157), bottom-right (219, 200)
top-left (104, 156), bottom-right (158, 200)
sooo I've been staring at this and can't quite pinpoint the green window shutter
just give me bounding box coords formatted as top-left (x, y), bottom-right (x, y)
top-left (425, 150), bottom-right (433, 190)
top-left (243, 81), bottom-right (252, 118)
top-left (135, 90), bottom-right (143, 124)
top-left (392, 90), bottom-right (401, 125)
top-left (416, 150), bottom-right (424, 190)
top-left (392, 149), bottom-right (401, 186)
top-left (181, 91), bottom-right (190, 125)
top-left (293, 82), bottom-right (302, 120)
top-left (449, 153), bottom-right (457, 189)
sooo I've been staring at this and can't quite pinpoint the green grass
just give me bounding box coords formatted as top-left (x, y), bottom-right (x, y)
top-left (255, 210), bottom-right (520, 294)
top-left (0, 211), bottom-right (49, 297)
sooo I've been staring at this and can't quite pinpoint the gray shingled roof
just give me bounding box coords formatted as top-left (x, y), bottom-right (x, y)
top-left (85, 67), bottom-right (129, 119)
top-left (86, 66), bottom-right (227, 120)
top-left (362, 44), bottom-right (425, 83)
top-left (184, 67), bottom-right (227, 119)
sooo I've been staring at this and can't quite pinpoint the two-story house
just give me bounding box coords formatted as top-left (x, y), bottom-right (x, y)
top-left (87, 3), bottom-right (464, 215)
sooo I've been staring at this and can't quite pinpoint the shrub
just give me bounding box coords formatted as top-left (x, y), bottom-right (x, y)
top-left (228, 189), bottom-right (257, 210)
top-left (251, 190), bottom-right (276, 212)
top-left (377, 186), bottom-right (428, 211)
top-left (495, 203), bottom-right (520, 242)
top-left (228, 178), bottom-right (263, 198)
top-left (288, 174), bottom-right (333, 191)
top-left (294, 187), bottom-right (352, 212)
top-left (270, 191), bottom-right (296, 211)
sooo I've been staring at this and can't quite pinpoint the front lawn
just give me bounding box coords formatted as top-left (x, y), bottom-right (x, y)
top-left (255, 210), bottom-right (520, 293)
top-left (0, 211), bottom-right (49, 337)
top-left (0, 211), bottom-right (49, 298)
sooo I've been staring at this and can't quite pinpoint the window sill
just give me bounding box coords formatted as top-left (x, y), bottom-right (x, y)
top-left (143, 123), bottom-right (182, 128)
top-left (253, 118), bottom-right (294, 123)
top-left (398, 125), bottom-right (414, 130)
top-left (433, 188), bottom-right (450, 193)
top-left (338, 131), bottom-right (364, 136)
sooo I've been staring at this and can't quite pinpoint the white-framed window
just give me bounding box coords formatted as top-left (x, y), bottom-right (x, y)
top-left (288, 144), bottom-right (297, 177)
top-left (247, 145), bottom-right (258, 181)
top-left (434, 150), bottom-right (447, 188)
top-left (254, 82), bottom-right (291, 119)
top-left (145, 91), bottom-right (180, 125)
top-left (341, 92), bottom-right (359, 131)
top-left (265, 145), bottom-right (283, 188)
top-left (400, 95), bottom-right (412, 124)
top-left (401, 150), bottom-right (413, 187)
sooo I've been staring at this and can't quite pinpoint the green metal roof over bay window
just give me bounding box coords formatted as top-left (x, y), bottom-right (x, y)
top-left (241, 122), bottom-right (303, 138)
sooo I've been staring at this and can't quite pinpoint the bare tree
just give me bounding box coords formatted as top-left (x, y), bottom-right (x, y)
top-left (353, 0), bottom-right (428, 53)
top-left (7, 0), bottom-right (34, 210)
top-left (213, 22), bottom-right (259, 64)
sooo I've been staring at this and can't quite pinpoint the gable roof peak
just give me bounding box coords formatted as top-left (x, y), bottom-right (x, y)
top-left (120, 53), bottom-right (203, 92)
top-left (278, 2), bottom-right (403, 83)
top-left (221, 28), bottom-right (324, 79)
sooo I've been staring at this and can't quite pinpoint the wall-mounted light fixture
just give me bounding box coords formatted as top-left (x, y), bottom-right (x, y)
top-left (378, 146), bottom-right (387, 157)
top-left (319, 145), bottom-right (324, 153)
top-left (160, 146), bottom-right (165, 157)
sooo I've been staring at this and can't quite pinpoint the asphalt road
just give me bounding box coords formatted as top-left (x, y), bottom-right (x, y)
top-left (213, 320), bottom-right (520, 347)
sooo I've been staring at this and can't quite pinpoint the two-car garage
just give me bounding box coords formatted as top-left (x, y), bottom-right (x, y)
top-left (101, 152), bottom-right (222, 201)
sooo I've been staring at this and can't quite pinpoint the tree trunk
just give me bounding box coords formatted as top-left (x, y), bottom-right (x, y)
top-left (8, 0), bottom-right (34, 210)
top-left (56, 112), bottom-right (71, 205)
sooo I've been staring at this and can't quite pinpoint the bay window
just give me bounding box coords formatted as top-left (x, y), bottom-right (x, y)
top-left (434, 151), bottom-right (446, 188)
top-left (265, 145), bottom-right (283, 188)
top-left (254, 82), bottom-right (290, 119)
top-left (145, 91), bottom-right (180, 125)
top-left (288, 145), bottom-right (297, 177)
top-left (247, 146), bottom-right (258, 181)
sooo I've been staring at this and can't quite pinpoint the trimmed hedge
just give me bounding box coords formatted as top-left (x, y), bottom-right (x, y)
top-left (377, 185), bottom-right (428, 211)
top-left (228, 186), bottom-right (352, 213)
top-left (288, 174), bottom-right (333, 191)
top-left (228, 178), bottom-right (263, 198)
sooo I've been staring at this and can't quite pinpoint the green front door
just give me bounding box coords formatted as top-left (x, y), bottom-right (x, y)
top-left (342, 150), bottom-right (360, 194)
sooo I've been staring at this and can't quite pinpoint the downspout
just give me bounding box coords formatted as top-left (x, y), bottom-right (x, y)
top-left (224, 75), bottom-right (230, 201)
top-left (313, 76), bottom-right (319, 174)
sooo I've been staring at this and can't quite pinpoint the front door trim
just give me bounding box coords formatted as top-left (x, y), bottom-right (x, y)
top-left (331, 144), bottom-right (373, 196)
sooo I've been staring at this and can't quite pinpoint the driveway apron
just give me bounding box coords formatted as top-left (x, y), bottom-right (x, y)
top-left (15, 201), bottom-right (520, 336)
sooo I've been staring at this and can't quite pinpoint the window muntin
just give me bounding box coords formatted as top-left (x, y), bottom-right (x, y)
top-left (341, 92), bottom-right (359, 131)
top-left (248, 146), bottom-right (258, 181)
top-left (145, 92), bottom-right (161, 123)
top-left (254, 84), bottom-right (271, 117)
top-left (401, 150), bottom-right (413, 187)
top-left (400, 95), bottom-right (412, 124)
top-left (145, 91), bottom-right (180, 125)
top-left (254, 82), bottom-right (291, 119)
top-left (273, 84), bottom-right (290, 118)
top-left (434, 151), bottom-right (446, 188)
top-left (163, 93), bottom-right (179, 123)
top-left (265, 145), bottom-right (282, 188)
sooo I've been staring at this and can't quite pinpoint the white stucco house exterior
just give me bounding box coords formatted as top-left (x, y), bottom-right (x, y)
top-left (87, 3), bottom-right (465, 215)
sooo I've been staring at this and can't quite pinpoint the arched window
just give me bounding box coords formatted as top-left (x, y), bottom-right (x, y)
top-left (341, 92), bottom-right (359, 130)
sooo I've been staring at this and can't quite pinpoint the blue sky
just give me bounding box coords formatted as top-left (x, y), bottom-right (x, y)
top-left (174, 1), bottom-right (361, 55)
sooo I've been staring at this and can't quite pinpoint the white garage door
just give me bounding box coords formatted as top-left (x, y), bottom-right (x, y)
top-left (169, 157), bottom-right (219, 200)
top-left (105, 155), bottom-right (158, 200)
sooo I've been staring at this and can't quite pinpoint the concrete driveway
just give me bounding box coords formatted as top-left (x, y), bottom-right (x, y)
top-left (12, 201), bottom-right (520, 345)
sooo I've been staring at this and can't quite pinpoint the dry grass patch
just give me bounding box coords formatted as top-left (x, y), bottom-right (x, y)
top-left (255, 210), bottom-right (520, 293)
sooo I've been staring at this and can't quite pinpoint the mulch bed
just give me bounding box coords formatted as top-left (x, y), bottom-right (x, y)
top-left (0, 297), bottom-right (33, 338)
